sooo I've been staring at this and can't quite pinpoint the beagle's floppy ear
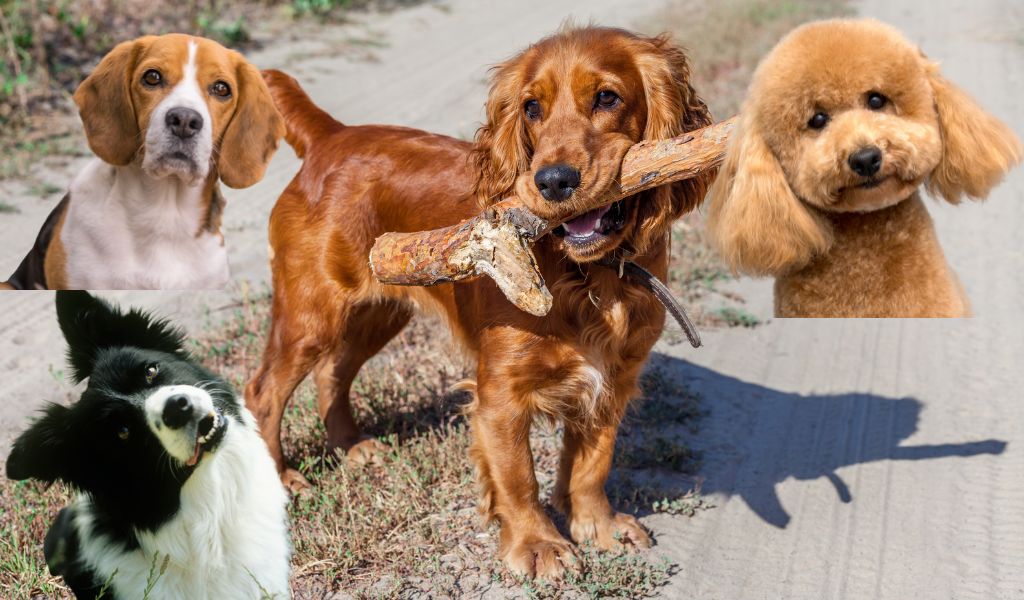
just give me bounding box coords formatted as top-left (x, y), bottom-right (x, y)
top-left (218, 57), bottom-right (286, 189)
top-left (707, 116), bottom-right (833, 276)
top-left (73, 37), bottom-right (151, 166)
top-left (472, 59), bottom-right (532, 206)
top-left (630, 34), bottom-right (715, 255)
top-left (924, 63), bottom-right (1022, 203)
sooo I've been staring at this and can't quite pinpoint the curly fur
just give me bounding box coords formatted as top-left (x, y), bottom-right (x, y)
top-left (707, 19), bottom-right (1021, 317)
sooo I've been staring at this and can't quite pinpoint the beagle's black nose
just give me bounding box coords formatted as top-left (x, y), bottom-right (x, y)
top-left (848, 146), bottom-right (882, 177)
top-left (162, 394), bottom-right (193, 429)
top-left (534, 164), bottom-right (581, 201)
top-left (165, 108), bottom-right (203, 140)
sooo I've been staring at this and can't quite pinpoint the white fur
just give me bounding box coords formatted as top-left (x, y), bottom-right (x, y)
top-left (73, 398), bottom-right (291, 599)
top-left (61, 40), bottom-right (229, 290)
top-left (144, 384), bottom-right (218, 463)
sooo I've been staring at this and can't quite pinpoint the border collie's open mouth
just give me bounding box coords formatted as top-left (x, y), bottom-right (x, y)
top-left (187, 410), bottom-right (226, 467)
top-left (553, 199), bottom-right (629, 247)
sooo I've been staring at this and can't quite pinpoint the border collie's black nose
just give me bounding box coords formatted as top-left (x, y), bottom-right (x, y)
top-left (162, 395), bottom-right (193, 429)
top-left (848, 146), bottom-right (882, 177)
top-left (534, 164), bottom-right (581, 201)
top-left (165, 108), bottom-right (203, 140)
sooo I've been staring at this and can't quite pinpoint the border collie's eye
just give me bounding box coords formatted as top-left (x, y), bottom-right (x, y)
top-left (867, 92), bottom-right (887, 110)
top-left (144, 364), bottom-right (159, 384)
top-left (210, 80), bottom-right (232, 99)
top-left (594, 90), bottom-right (620, 109)
top-left (142, 69), bottom-right (162, 88)
top-left (524, 99), bottom-right (541, 120)
top-left (118, 426), bottom-right (130, 441)
top-left (808, 111), bottom-right (830, 130)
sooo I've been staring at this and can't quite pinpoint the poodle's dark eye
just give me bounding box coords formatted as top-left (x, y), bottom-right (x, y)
top-left (524, 99), bottom-right (541, 120)
top-left (210, 80), bottom-right (232, 99)
top-left (594, 90), bottom-right (620, 110)
top-left (141, 69), bottom-right (162, 88)
top-left (867, 92), bottom-right (887, 110)
top-left (808, 112), bottom-right (830, 130)
top-left (117, 425), bottom-right (130, 441)
top-left (144, 364), bottom-right (159, 385)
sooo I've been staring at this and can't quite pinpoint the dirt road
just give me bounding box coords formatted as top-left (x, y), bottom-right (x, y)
top-left (653, 1), bottom-right (1024, 598)
top-left (0, 0), bottom-right (1022, 598)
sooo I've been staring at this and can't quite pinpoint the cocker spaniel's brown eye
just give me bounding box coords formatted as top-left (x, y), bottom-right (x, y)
top-left (210, 81), bottom-right (232, 99)
top-left (117, 425), bottom-right (130, 441)
top-left (144, 364), bottom-right (159, 385)
top-left (524, 99), bottom-right (541, 120)
top-left (142, 69), bottom-right (163, 87)
top-left (808, 111), bottom-right (830, 130)
top-left (594, 90), bottom-right (620, 109)
top-left (867, 92), bottom-right (887, 110)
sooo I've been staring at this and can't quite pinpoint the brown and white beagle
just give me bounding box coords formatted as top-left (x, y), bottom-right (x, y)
top-left (2, 34), bottom-right (285, 290)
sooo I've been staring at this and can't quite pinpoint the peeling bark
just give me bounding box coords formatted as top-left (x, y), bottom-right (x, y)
top-left (368, 117), bottom-right (736, 315)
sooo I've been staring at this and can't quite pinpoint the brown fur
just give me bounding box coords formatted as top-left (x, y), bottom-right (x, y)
top-left (73, 34), bottom-right (284, 187)
top-left (246, 27), bottom-right (713, 579)
top-left (707, 19), bottom-right (1021, 317)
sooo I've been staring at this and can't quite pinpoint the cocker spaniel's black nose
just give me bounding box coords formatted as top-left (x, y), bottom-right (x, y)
top-left (534, 164), bottom-right (581, 201)
top-left (848, 146), bottom-right (882, 177)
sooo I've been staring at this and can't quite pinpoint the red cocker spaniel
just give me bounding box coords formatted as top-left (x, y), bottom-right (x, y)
top-left (250, 26), bottom-right (713, 579)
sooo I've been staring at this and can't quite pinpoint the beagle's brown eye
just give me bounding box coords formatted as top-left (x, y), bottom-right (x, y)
top-left (210, 81), bottom-right (232, 99)
top-left (867, 92), bottom-right (887, 110)
top-left (808, 111), bottom-right (830, 130)
top-left (118, 425), bottom-right (130, 441)
top-left (594, 90), bottom-right (620, 109)
top-left (144, 364), bottom-right (159, 385)
top-left (524, 99), bottom-right (541, 120)
top-left (142, 69), bottom-right (162, 87)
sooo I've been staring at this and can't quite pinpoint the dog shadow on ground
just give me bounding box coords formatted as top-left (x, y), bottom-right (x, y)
top-left (628, 352), bottom-right (1007, 529)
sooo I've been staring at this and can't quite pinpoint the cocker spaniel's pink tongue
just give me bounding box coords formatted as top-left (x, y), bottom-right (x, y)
top-left (563, 204), bottom-right (611, 236)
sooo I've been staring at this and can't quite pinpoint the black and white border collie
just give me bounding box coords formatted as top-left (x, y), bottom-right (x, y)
top-left (5, 291), bottom-right (290, 599)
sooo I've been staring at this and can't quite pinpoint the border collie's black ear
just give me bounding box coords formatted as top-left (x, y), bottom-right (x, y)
top-left (55, 291), bottom-right (188, 383)
top-left (6, 404), bottom-right (71, 483)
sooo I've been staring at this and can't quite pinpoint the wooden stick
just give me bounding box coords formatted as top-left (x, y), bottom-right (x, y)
top-left (369, 116), bottom-right (736, 315)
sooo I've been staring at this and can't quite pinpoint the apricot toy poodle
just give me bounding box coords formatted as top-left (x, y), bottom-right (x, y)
top-left (707, 19), bottom-right (1021, 317)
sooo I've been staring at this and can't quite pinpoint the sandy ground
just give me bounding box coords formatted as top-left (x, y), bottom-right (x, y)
top-left (1, 0), bottom-right (1023, 598)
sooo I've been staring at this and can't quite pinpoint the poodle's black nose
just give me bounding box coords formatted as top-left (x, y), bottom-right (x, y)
top-left (535, 164), bottom-right (581, 201)
top-left (162, 394), bottom-right (193, 429)
top-left (848, 146), bottom-right (882, 177)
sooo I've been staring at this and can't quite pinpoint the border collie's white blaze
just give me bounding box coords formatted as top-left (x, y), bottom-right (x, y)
top-left (4, 292), bottom-right (291, 599)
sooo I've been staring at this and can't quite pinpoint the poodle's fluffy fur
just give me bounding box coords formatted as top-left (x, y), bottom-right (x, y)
top-left (707, 19), bottom-right (1022, 317)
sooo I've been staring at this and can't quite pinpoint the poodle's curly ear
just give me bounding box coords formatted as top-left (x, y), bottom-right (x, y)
top-left (925, 63), bottom-right (1022, 203)
top-left (472, 60), bottom-right (532, 206)
top-left (630, 34), bottom-right (714, 254)
top-left (707, 117), bottom-right (832, 276)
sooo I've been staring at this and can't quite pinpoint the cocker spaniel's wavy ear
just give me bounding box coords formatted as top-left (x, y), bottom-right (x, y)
top-left (473, 60), bottom-right (532, 206)
top-left (707, 116), bottom-right (832, 276)
top-left (924, 62), bottom-right (1022, 203)
top-left (630, 34), bottom-right (715, 255)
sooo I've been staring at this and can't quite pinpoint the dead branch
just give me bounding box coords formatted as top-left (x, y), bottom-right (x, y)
top-left (369, 116), bottom-right (736, 315)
